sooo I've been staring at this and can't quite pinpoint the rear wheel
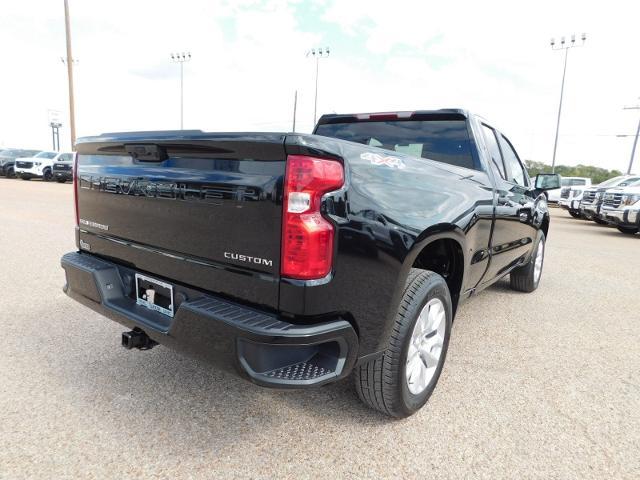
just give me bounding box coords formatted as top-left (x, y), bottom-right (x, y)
top-left (56, 177), bottom-right (67, 183)
top-left (6, 167), bottom-right (15, 179)
top-left (21, 175), bottom-right (30, 180)
top-left (617, 226), bottom-right (639, 235)
top-left (354, 269), bottom-right (452, 418)
top-left (593, 217), bottom-right (608, 225)
top-left (43, 168), bottom-right (53, 182)
top-left (569, 211), bottom-right (582, 219)
top-left (510, 232), bottom-right (545, 293)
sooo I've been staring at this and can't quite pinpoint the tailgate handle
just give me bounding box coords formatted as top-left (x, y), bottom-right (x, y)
top-left (125, 144), bottom-right (168, 162)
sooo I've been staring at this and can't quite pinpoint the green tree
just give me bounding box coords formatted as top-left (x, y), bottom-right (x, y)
top-left (524, 160), bottom-right (622, 185)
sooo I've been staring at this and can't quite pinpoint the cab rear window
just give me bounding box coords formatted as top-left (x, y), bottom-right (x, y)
top-left (315, 119), bottom-right (477, 170)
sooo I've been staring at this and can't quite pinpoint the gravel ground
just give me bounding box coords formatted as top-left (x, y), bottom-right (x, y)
top-left (1, 179), bottom-right (638, 480)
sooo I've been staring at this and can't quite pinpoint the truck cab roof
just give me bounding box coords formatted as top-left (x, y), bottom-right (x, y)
top-left (315, 109), bottom-right (470, 128)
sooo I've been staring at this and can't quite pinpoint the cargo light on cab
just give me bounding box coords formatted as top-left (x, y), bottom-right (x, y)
top-left (281, 155), bottom-right (344, 280)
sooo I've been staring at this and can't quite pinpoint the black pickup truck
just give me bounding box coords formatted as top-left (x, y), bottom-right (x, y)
top-left (61, 109), bottom-right (560, 417)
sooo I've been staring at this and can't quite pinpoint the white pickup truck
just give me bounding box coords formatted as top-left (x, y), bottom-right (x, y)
top-left (600, 184), bottom-right (640, 234)
top-left (580, 175), bottom-right (640, 224)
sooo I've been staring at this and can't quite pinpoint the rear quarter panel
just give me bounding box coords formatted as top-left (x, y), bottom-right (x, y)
top-left (281, 135), bottom-right (495, 356)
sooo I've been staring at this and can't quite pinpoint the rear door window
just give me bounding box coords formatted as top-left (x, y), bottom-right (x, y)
top-left (481, 125), bottom-right (507, 180)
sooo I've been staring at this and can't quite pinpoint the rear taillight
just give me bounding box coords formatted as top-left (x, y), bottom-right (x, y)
top-left (281, 155), bottom-right (344, 280)
top-left (73, 151), bottom-right (79, 226)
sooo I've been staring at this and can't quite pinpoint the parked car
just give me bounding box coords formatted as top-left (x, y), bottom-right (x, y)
top-left (600, 184), bottom-right (640, 234)
top-left (52, 153), bottom-right (75, 183)
top-left (0, 148), bottom-right (41, 178)
top-left (547, 177), bottom-right (591, 203)
top-left (14, 151), bottom-right (73, 181)
top-left (580, 175), bottom-right (640, 224)
top-left (61, 109), bottom-right (560, 418)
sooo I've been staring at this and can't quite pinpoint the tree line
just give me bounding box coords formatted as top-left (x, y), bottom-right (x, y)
top-left (525, 160), bottom-right (623, 185)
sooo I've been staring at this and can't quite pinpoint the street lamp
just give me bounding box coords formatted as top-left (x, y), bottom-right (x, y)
top-left (170, 52), bottom-right (191, 129)
top-left (306, 46), bottom-right (330, 126)
top-left (622, 100), bottom-right (640, 174)
top-left (549, 33), bottom-right (586, 172)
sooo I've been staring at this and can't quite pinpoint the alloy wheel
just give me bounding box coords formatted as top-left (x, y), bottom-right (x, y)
top-left (534, 239), bottom-right (544, 284)
top-left (406, 298), bottom-right (446, 395)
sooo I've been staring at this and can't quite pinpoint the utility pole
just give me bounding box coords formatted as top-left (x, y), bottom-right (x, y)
top-left (292, 90), bottom-right (298, 132)
top-left (550, 33), bottom-right (586, 172)
top-left (623, 101), bottom-right (640, 174)
top-left (306, 47), bottom-right (330, 127)
top-left (170, 52), bottom-right (191, 129)
top-left (63, 0), bottom-right (76, 150)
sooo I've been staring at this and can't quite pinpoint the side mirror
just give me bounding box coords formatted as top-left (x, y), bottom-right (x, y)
top-left (535, 173), bottom-right (561, 191)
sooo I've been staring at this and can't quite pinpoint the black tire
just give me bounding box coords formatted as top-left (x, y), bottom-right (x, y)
top-left (510, 232), bottom-right (545, 293)
top-left (593, 217), bottom-right (608, 225)
top-left (569, 211), bottom-right (582, 219)
top-left (617, 226), bottom-right (639, 235)
top-left (21, 175), bottom-right (31, 180)
top-left (354, 269), bottom-right (452, 418)
top-left (43, 168), bottom-right (53, 182)
top-left (6, 167), bottom-right (15, 179)
top-left (56, 177), bottom-right (67, 183)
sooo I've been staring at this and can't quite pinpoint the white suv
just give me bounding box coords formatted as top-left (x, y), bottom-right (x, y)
top-left (558, 178), bottom-right (593, 218)
top-left (600, 185), bottom-right (640, 234)
top-left (14, 151), bottom-right (73, 181)
top-left (547, 177), bottom-right (591, 203)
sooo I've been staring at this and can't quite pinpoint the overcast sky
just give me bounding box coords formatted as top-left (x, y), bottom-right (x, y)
top-left (1, 0), bottom-right (639, 172)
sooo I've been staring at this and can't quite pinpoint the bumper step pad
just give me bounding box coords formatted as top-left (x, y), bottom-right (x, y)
top-left (265, 361), bottom-right (332, 381)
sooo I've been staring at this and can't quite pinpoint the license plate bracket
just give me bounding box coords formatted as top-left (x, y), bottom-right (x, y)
top-left (135, 273), bottom-right (174, 317)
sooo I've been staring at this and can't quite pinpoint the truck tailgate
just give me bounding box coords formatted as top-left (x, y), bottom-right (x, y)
top-left (75, 133), bottom-right (286, 310)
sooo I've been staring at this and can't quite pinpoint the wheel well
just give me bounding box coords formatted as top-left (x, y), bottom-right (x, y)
top-left (412, 238), bottom-right (464, 316)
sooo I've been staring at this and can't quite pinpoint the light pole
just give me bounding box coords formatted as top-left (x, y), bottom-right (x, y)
top-left (63, 0), bottom-right (77, 150)
top-left (550, 33), bottom-right (586, 172)
top-left (307, 47), bottom-right (330, 126)
top-left (170, 52), bottom-right (191, 129)
top-left (48, 109), bottom-right (62, 151)
top-left (623, 101), bottom-right (640, 174)
top-left (292, 90), bottom-right (298, 132)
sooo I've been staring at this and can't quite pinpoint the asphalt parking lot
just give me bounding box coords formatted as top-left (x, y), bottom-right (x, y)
top-left (1, 178), bottom-right (638, 480)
